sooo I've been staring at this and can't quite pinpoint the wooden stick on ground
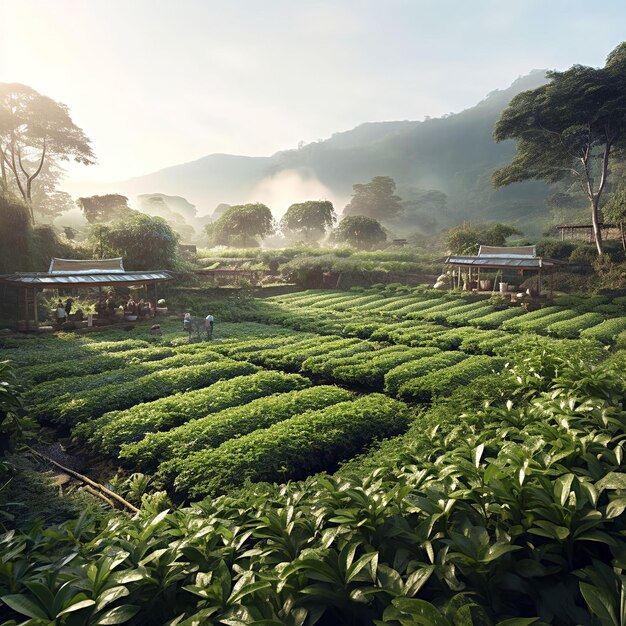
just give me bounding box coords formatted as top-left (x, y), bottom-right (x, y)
top-left (26, 446), bottom-right (140, 514)
top-left (84, 485), bottom-right (116, 509)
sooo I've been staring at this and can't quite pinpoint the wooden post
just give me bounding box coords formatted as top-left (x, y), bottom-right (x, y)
top-left (550, 268), bottom-right (554, 298)
top-left (14, 287), bottom-right (19, 330)
top-left (24, 289), bottom-right (29, 331)
top-left (33, 288), bottom-right (38, 329)
top-left (538, 269), bottom-right (542, 295)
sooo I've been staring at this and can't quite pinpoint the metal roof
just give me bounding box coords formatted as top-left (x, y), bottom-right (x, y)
top-left (0, 271), bottom-right (172, 289)
top-left (477, 245), bottom-right (536, 259)
top-left (445, 255), bottom-right (563, 269)
top-left (49, 257), bottom-right (125, 274)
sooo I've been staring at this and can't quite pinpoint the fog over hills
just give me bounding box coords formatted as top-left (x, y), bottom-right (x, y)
top-left (105, 70), bottom-right (551, 233)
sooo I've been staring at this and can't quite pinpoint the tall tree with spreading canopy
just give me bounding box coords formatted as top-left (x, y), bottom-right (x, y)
top-left (76, 194), bottom-right (132, 224)
top-left (333, 215), bottom-right (387, 250)
top-left (446, 222), bottom-right (522, 254)
top-left (0, 83), bottom-right (95, 223)
top-left (94, 213), bottom-right (179, 270)
top-left (493, 43), bottom-right (626, 255)
top-left (280, 200), bottom-right (336, 244)
top-left (205, 203), bottom-right (275, 247)
top-left (343, 176), bottom-right (403, 222)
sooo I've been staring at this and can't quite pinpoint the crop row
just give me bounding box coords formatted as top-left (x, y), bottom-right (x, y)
top-left (393, 354), bottom-right (507, 402)
top-left (121, 384), bottom-right (354, 474)
top-left (48, 355), bottom-right (258, 427)
top-left (174, 394), bottom-right (411, 498)
top-left (580, 316), bottom-right (626, 343)
top-left (232, 336), bottom-right (367, 372)
top-left (26, 347), bottom-right (226, 412)
top-left (23, 345), bottom-right (178, 384)
top-left (267, 290), bottom-right (621, 342)
top-left (78, 370), bottom-right (310, 455)
top-left (7, 338), bottom-right (152, 368)
top-left (2, 352), bottom-right (625, 624)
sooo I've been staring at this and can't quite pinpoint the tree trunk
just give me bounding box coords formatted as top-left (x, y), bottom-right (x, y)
top-left (621, 221), bottom-right (626, 252)
top-left (0, 147), bottom-right (7, 192)
top-left (590, 195), bottom-right (604, 256)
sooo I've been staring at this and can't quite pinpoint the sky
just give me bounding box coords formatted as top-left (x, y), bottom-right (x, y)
top-left (3, 0), bottom-right (626, 192)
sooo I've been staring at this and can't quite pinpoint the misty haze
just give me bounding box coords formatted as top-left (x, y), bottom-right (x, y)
top-left (2, 3), bottom-right (626, 625)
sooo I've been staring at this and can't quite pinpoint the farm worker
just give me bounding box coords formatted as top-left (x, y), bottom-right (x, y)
top-left (64, 298), bottom-right (73, 315)
top-left (205, 310), bottom-right (214, 340)
top-left (56, 300), bottom-right (67, 327)
top-left (183, 312), bottom-right (192, 341)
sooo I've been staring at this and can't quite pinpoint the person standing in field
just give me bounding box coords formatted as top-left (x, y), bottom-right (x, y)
top-left (205, 310), bottom-right (214, 341)
top-left (183, 312), bottom-right (192, 342)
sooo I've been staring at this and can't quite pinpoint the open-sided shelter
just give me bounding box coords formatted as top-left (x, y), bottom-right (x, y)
top-left (444, 245), bottom-right (564, 293)
top-left (0, 257), bottom-right (172, 330)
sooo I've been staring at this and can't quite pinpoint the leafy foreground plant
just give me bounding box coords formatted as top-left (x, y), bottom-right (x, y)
top-left (2, 356), bottom-right (626, 625)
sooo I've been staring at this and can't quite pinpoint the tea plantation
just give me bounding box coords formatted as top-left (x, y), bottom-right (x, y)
top-left (2, 286), bottom-right (626, 625)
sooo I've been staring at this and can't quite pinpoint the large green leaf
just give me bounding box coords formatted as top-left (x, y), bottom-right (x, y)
top-left (1, 593), bottom-right (49, 619)
top-left (580, 582), bottom-right (619, 626)
top-left (96, 604), bottom-right (142, 625)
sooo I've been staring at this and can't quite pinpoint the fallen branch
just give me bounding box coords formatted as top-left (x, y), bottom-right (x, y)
top-left (84, 485), bottom-right (116, 509)
top-left (26, 446), bottom-right (140, 514)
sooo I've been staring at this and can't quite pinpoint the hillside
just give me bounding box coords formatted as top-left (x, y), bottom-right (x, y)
top-left (113, 71), bottom-right (551, 234)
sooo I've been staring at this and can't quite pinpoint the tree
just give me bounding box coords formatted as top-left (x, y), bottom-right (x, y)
top-left (343, 176), bottom-right (403, 222)
top-left (96, 213), bottom-right (179, 270)
top-left (212, 203), bottom-right (231, 219)
top-left (393, 187), bottom-right (447, 233)
top-left (77, 194), bottom-right (132, 224)
top-left (333, 215), bottom-right (387, 250)
top-left (206, 203), bottom-right (275, 247)
top-left (603, 185), bottom-right (626, 251)
top-left (493, 43), bottom-right (626, 255)
top-left (280, 200), bottom-right (336, 244)
top-left (0, 83), bottom-right (95, 222)
top-left (0, 191), bottom-right (32, 273)
top-left (446, 222), bottom-right (521, 255)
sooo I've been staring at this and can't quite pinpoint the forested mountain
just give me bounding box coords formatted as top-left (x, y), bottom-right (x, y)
top-left (114, 71), bottom-right (551, 234)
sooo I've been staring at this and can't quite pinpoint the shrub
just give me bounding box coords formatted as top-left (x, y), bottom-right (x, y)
top-left (53, 357), bottom-right (258, 427)
top-left (499, 306), bottom-right (565, 331)
top-left (333, 347), bottom-right (440, 389)
top-left (501, 308), bottom-right (578, 333)
top-left (580, 317), bottom-right (626, 344)
top-left (544, 312), bottom-right (606, 338)
top-left (369, 320), bottom-right (417, 341)
top-left (23, 346), bottom-right (177, 385)
top-left (243, 337), bottom-right (363, 372)
top-left (391, 298), bottom-right (446, 316)
top-left (467, 307), bottom-right (525, 329)
top-left (175, 394), bottom-right (412, 498)
top-left (389, 324), bottom-right (449, 348)
top-left (408, 299), bottom-right (475, 320)
top-left (444, 304), bottom-right (495, 325)
top-left (397, 355), bottom-right (507, 402)
top-left (28, 348), bottom-right (224, 415)
top-left (8, 338), bottom-right (150, 368)
top-left (81, 371), bottom-right (308, 456)
top-left (301, 343), bottom-right (376, 377)
top-left (340, 321), bottom-right (382, 338)
top-left (354, 295), bottom-right (416, 312)
top-left (384, 351), bottom-right (466, 396)
top-left (148, 386), bottom-right (355, 479)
